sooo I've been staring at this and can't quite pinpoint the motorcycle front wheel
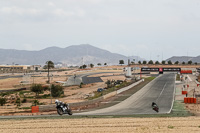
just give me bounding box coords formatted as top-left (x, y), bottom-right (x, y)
top-left (68, 109), bottom-right (73, 115)
top-left (57, 108), bottom-right (63, 115)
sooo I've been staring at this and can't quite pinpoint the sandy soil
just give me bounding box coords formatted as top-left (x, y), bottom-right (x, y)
top-left (0, 117), bottom-right (200, 133)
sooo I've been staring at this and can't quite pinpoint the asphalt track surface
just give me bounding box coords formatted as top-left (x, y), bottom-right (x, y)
top-left (76, 73), bottom-right (176, 115)
top-left (63, 72), bottom-right (119, 86)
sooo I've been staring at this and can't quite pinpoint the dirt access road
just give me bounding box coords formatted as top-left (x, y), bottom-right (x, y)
top-left (0, 117), bottom-right (200, 133)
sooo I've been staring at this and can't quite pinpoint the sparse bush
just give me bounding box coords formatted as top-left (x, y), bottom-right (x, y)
top-left (105, 80), bottom-right (111, 88)
top-left (51, 84), bottom-right (64, 97)
top-left (22, 98), bottom-right (27, 103)
top-left (80, 82), bottom-right (84, 88)
top-left (31, 84), bottom-right (44, 97)
top-left (41, 94), bottom-right (50, 98)
top-left (16, 98), bottom-right (21, 107)
top-left (33, 99), bottom-right (39, 106)
top-left (168, 125), bottom-right (174, 129)
top-left (43, 86), bottom-right (50, 91)
top-left (0, 98), bottom-right (6, 106)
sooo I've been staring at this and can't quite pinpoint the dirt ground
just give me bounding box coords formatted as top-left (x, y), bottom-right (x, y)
top-left (0, 117), bottom-right (200, 133)
top-left (0, 68), bottom-right (128, 114)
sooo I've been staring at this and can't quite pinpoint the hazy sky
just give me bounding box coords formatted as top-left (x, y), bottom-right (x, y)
top-left (0, 0), bottom-right (200, 60)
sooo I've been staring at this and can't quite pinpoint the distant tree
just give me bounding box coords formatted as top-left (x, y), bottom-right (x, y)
top-left (182, 61), bottom-right (185, 65)
top-left (195, 62), bottom-right (198, 65)
top-left (83, 64), bottom-right (87, 68)
top-left (51, 84), bottom-right (64, 97)
top-left (148, 60), bottom-right (154, 64)
top-left (188, 60), bottom-right (192, 65)
top-left (155, 61), bottom-right (160, 65)
top-left (31, 84), bottom-right (44, 97)
top-left (90, 64), bottom-right (94, 68)
top-left (175, 61), bottom-right (179, 65)
top-left (80, 64), bottom-right (87, 69)
top-left (162, 61), bottom-right (166, 65)
top-left (138, 61), bottom-right (141, 64)
top-left (119, 60), bottom-right (124, 65)
top-left (131, 61), bottom-right (135, 64)
top-left (104, 63), bottom-right (107, 66)
top-left (168, 60), bottom-right (172, 65)
top-left (97, 63), bottom-right (101, 66)
top-left (0, 98), bottom-right (6, 106)
top-left (143, 60), bottom-right (147, 64)
top-left (43, 61), bottom-right (54, 83)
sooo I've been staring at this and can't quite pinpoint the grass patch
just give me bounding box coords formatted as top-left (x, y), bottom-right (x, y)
top-left (0, 91), bottom-right (15, 97)
top-left (18, 107), bottom-right (31, 110)
top-left (168, 125), bottom-right (174, 129)
top-left (176, 74), bottom-right (180, 81)
top-left (146, 77), bottom-right (155, 80)
top-left (39, 94), bottom-right (51, 99)
top-left (19, 90), bottom-right (31, 95)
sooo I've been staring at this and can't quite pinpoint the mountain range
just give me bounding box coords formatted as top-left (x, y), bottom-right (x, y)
top-left (0, 44), bottom-right (145, 66)
top-left (166, 56), bottom-right (200, 63)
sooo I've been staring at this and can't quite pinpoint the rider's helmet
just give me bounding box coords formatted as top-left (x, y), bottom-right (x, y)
top-left (55, 99), bottom-right (59, 103)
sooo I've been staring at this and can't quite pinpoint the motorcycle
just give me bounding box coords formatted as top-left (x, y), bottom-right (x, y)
top-left (55, 100), bottom-right (73, 116)
top-left (152, 102), bottom-right (159, 113)
top-left (153, 106), bottom-right (159, 113)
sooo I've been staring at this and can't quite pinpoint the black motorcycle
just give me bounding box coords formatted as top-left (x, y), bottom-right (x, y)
top-left (152, 102), bottom-right (159, 113)
top-left (56, 101), bottom-right (73, 115)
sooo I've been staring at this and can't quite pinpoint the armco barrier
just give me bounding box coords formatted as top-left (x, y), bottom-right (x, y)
top-left (117, 80), bottom-right (143, 94)
top-left (32, 106), bottom-right (39, 113)
top-left (184, 97), bottom-right (187, 103)
top-left (191, 98), bottom-right (194, 103)
top-left (103, 91), bottom-right (117, 99)
top-left (184, 97), bottom-right (197, 104)
top-left (194, 98), bottom-right (197, 103)
top-left (181, 70), bottom-right (192, 74)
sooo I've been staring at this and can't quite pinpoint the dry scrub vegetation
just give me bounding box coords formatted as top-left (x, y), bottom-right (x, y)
top-left (0, 117), bottom-right (200, 133)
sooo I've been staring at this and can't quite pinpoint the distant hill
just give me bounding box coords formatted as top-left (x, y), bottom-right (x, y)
top-left (166, 56), bottom-right (200, 63)
top-left (0, 44), bottom-right (144, 66)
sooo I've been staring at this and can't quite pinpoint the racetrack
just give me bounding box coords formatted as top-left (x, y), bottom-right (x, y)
top-left (76, 73), bottom-right (176, 115)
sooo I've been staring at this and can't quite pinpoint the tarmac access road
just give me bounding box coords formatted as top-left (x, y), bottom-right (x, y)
top-left (75, 73), bottom-right (176, 115)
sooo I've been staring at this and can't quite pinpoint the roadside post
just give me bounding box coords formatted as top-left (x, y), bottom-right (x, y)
top-left (74, 74), bottom-right (76, 83)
